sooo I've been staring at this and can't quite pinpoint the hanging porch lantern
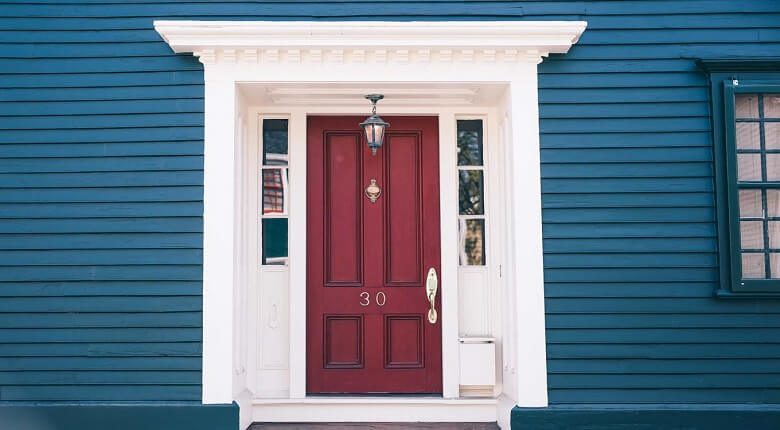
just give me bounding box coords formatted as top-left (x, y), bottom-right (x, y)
top-left (360, 94), bottom-right (390, 155)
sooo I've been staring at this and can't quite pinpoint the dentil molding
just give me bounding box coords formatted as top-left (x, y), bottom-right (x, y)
top-left (154, 20), bottom-right (587, 65)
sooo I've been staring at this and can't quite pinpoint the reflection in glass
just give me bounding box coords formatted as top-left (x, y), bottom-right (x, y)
top-left (738, 153), bottom-right (762, 182)
top-left (742, 253), bottom-right (765, 279)
top-left (739, 189), bottom-right (763, 218)
top-left (263, 119), bottom-right (289, 165)
top-left (768, 190), bottom-right (780, 217)
top-left (459, 170), bottom-right (484, 215)
top-left (765, 94), bottom-right (780, 118)
top-left (767, 154), bottom-right (780, 181)
top-left (741, 221), bottom-right (764, 250)
top-left (457, 120), bottom-right (484, 166)
top-left (262, 218), bottom-right (288, 265)
top-left (770, 221), bottom-right (780, 249)
top-left (736, 94), bottom-right (759, 118)
top-left (766, 123), bottom-right (780, 150)
top-left (459, 219), bottom-right (485, 265)
top-left (262, 168), bottom-right (288, 215)
top-left (771, 253), bottom-right (780, 279)
top-left (736, 123), bottom-right (760, 150)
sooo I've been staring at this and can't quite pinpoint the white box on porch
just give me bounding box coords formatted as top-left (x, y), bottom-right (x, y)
top-left (459, 337), bottom-right (496, 397)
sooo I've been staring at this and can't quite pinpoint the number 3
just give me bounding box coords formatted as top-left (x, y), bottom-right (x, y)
top-left (359, 291), bottom-right (370, 306)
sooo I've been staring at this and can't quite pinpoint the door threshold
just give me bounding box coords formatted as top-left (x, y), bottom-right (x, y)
top-left (252, 397), bottom-right (497, 423)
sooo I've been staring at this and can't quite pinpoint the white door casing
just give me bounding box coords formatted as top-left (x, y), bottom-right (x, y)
top-left (155, 20), bottom-right (586, 428)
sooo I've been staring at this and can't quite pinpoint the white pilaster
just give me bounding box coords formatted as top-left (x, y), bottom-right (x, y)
top-left (202, 76), bottom-right (238, 404)
top-left (505, 72), bottom-right (549, 407)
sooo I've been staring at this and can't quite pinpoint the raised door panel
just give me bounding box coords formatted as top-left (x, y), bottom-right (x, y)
top-left (325, 132), bottom-right (362, 286)
top-left (385, 133), bottom-right (423, 286)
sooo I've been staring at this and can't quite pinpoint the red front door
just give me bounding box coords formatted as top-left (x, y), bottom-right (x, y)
top-left (306, 116), bottom-right (442, 394)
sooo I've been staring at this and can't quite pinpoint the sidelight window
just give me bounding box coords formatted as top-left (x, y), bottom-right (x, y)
top-left (457, 119), bottom-right (487, 266)
top-left (260, 118), bottom-right (289, 265)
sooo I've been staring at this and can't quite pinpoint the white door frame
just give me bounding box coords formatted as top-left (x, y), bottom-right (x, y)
top-left (155, 20), bottom-right (586, 428)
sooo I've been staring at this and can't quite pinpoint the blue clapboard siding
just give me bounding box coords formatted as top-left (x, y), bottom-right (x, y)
top-left (1, 0), bottom-right (780, 407)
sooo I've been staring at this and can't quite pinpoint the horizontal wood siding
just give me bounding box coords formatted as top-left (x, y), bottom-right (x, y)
top-left (0, 0), bottom-right (779, 405)
top-left (534, 0), bottom-right (780, 405)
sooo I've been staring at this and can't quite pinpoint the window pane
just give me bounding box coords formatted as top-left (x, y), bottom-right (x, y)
top-left (457, 120), bottom-right (483, 166)
top-left (768, 190), bottom-right (780, 217)
top-left (767, 154), bottom-right (780, 181)
top-left (771, 253), bottom-right (780, 279)
top-left (738, 153), bottom-right (762, 181)
top-left (740, 221), bottom-right (764, 250)
top-left (742, 253), bottom-right (766, 279)
top-left (764, 94), bottom-right (780, 118)
top-left (262, 168), bottom-right (288, 215)
top-left (770, 221), bottom-right (780, 249)
top-left (459, 219), bottom-right (486, 265)
top-left (459, 170), bottom-right (484, 215)
top-left (262, 218), bottom-right (288, 265)
top-left (739, 189), bottom-right (763, 218)
top-left (263, 119), bottom-right (289, 166)
top-left (766, 123), bottom-right (780, 150)
top-left (736, 94), bottom-right (759, 118)
top-left (736, 123), bottom-right (760, 149)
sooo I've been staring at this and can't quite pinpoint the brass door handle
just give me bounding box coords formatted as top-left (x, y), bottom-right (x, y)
top-left (425, 267), bottom-right (438, 324)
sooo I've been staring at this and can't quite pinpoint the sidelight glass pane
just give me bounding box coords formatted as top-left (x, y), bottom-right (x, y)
top-left (459, 170), bottom-right (484, 215)
top-left (766, 123), bottom-right (780, 150)
top-left (767, 154), bottom-right (780, 181)
top-left (262, 168), bottom-right (288, 215)
top-left (262, 218), bottom-right (288, 265)
top-left (457, 120), bottom-right (484, 166)
top-left (736, 123), bottom-right (760, 150)
top-left (263, 119), bottom-right (289, 166)
top-left (736, 94), bottom-right (759, 118)
top-left (738, 153), bottom-right (762, 182)
top-left (459, 219), bottom-right (486, 265)
top-left (742, 253), bottom-right (766, 279)
top-left (764, 94), bottom-right (780, 118)
top-left (740, 221), bottom-right (764, 250)
top-left (739, 189), bottom-right (764, 218)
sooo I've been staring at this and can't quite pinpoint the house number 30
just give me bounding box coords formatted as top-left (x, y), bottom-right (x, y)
top-left (359, 291), bottom-right (386, 307)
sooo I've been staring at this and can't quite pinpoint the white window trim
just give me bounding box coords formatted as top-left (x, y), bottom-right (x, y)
top-left (155, 19), bottom-right (586, 428)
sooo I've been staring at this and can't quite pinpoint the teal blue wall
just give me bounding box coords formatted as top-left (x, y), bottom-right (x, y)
top-left (1, 0), bottom-right (780, 409)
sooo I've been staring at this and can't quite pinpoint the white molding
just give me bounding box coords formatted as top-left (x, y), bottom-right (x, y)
top-left (286, 109), bottom-right (307, 399)
top-left (155, 19), bottom-right (587, 424)
top-left (438, 110), bottom-right (460, 398)
top-left (155, 21), bottom-right (586, 65)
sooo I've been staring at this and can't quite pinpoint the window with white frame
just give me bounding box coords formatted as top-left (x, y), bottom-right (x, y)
top-left (260, 118), bottom-right (289, 265)
top-left (457, 119), bottom-right (486, 266)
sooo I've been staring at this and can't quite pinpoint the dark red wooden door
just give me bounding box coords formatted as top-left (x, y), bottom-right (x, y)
top-left (307, 116), bottom-right (442, 394)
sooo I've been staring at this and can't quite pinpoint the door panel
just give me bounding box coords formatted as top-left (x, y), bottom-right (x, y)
top-left (324, 132), bottom-right (362, 286)
top-left (385, 133), bottom-right (422, 285)
top-left (307, 116), bottom-right (441, 394)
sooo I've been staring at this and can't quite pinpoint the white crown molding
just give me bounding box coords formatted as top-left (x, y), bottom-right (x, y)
top-left (154, 20), bottom-right (587, 65)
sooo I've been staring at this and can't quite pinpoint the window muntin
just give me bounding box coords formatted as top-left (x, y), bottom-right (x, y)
top-left (260, 118), bottom-right (289, 266)
top-left (725, 84), bottom-right (780, 291)
top-left (457, 119), bottom-right (486, 266)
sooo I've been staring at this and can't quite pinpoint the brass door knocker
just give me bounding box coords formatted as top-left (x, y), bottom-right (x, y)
top-left (365, 179), bottom-right (381, 203)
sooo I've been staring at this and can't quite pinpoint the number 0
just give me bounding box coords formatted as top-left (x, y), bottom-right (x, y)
top-left (375, 291), bottom-right (386, 306)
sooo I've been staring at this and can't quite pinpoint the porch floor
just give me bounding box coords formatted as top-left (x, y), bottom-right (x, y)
top-left (250, 423), bottom-right (499, 429)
